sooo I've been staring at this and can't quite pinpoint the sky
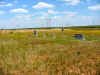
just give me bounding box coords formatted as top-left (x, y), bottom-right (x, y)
top-left (0, 0), bottom-right (100, 29)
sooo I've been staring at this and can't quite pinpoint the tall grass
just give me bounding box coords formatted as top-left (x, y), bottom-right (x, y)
top-left (0, 29), bottom-right (100, 75)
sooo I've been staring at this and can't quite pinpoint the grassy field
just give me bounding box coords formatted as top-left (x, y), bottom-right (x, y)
top-left (0, 29), bottom-right (100, 75)
top-left (68, 25), bottom-right (100, 29)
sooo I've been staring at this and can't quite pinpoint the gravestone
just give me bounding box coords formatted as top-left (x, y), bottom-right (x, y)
top-left (62, 26), bottom-right (64, 34)
top-left (52, 32), bottom-right (56, 39)
top-left (42, 32), bottom-right (46, 38)
top-left (74, 34), bottom-right (85, 40)
top-left (34, 30), bottom-right (38, 37)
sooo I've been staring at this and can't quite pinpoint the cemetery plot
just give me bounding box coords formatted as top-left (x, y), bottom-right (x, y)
top-left (0, 29), bottom-right (100, 75)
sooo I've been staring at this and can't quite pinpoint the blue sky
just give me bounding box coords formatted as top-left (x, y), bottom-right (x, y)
top-left (0, 0), bottom-right (100, 29)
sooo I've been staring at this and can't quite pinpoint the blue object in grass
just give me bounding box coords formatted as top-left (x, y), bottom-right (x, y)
top-left (74, 34), bottom-right (85, 40)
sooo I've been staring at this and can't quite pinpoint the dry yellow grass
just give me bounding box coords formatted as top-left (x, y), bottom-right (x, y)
top-left (0, 29), bottom-right (100, 75)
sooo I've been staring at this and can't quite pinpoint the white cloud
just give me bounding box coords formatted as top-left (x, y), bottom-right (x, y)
top-left (62, 11), bottom-right (77, 16)
top-left (64, 0), bottom-right (80, 5)
top-left (10, 8), bottom-right (28, 13)
top-left (0, 14), bottom-right (100, 29)
top-left (48, 10), bottom-right (58, 14)
top-left (14, 14), bottom-right (32, 20)
top-left (32, 2), bottom-right (55, 9)
top-left (37, 10), bottom-right (77, 18)
top-left (6, 14), bottom-right (43, 28)
top-left (44, 10), bottom-right (77, 16)
top-left (88, 4), bottom-right (100, 10)
top-left (6, 3), bottom-right (13, 7)
top-left (0, 11), bottom-right (5, 14)
top-left (0, 3), bottom-right (13, 7)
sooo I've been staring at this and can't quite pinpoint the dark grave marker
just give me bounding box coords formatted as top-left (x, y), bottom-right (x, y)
top-left (74, 34), bottom-right (85, 40)
top-left (77, 51), bottom-right (80, 56)
top-left (34, 30), bottom-right (38, 37)
top-left (62, 26), bottom-right (64, 34)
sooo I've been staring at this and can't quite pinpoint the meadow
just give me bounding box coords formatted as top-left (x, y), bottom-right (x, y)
top-left (0, 29), bottom-right (100, 75)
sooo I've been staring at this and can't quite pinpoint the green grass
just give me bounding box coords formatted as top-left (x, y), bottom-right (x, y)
top-left (0, 29), bottom-right (100, 75)
top-left (69, 25), bottom-right (100, 29)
